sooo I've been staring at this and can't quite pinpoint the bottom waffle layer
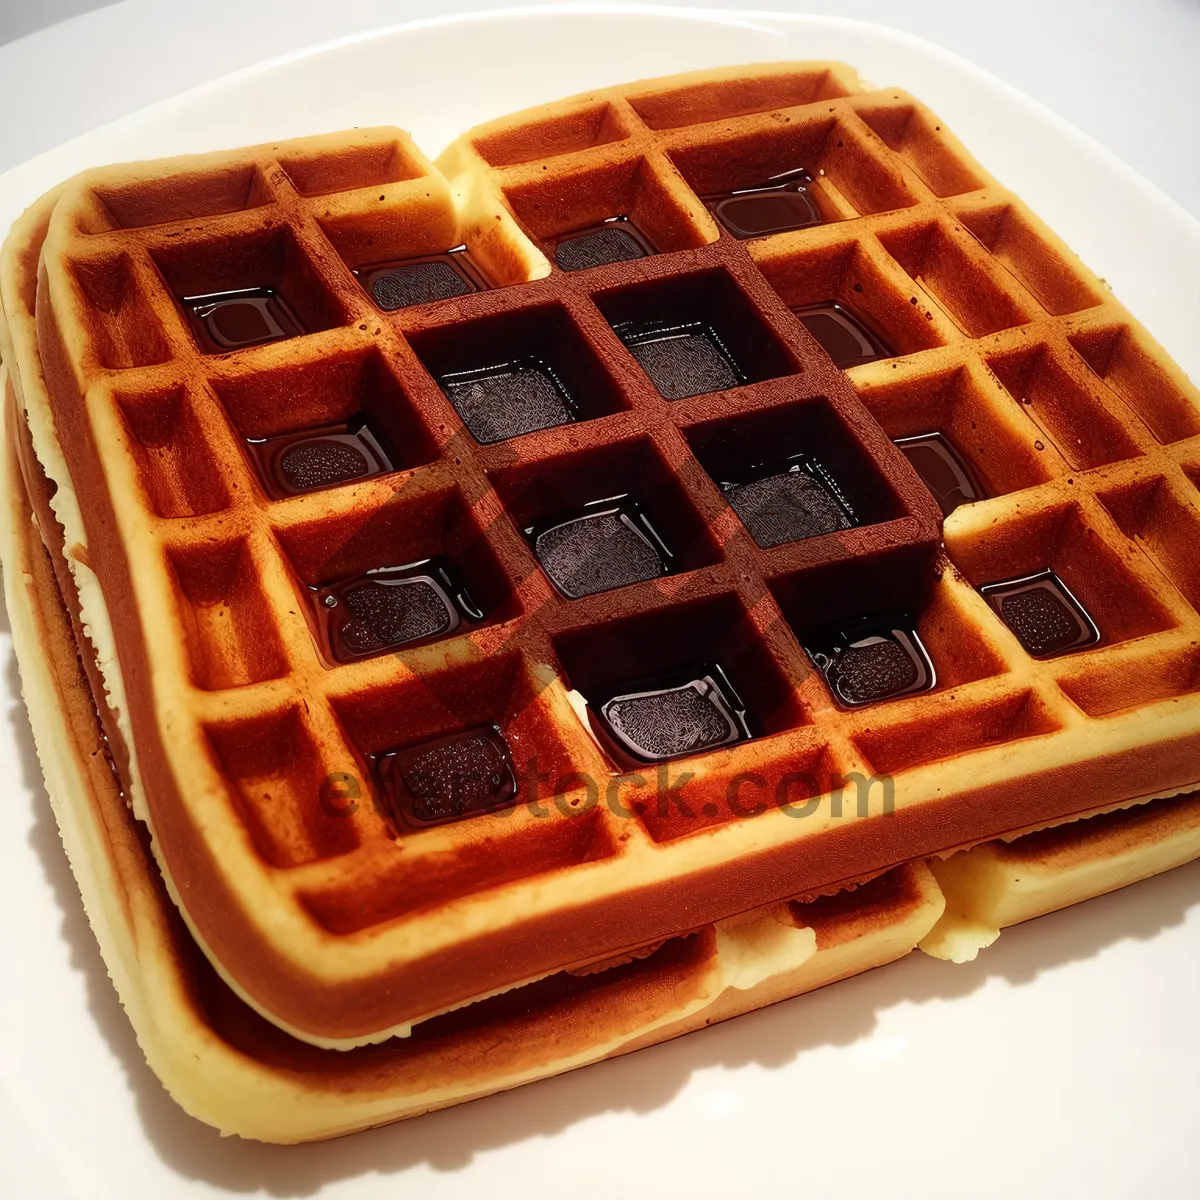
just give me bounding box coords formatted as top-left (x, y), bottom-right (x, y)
top-left (922, 791), bottom-right (1200, 962)
top-left (4, 359), bottom-right (1200, 1142)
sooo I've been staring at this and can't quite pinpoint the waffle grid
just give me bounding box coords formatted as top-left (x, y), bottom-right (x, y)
top-left (32, 62), bottom-right (1200, 1034)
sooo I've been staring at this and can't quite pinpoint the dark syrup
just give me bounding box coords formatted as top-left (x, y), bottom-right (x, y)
top-left (439, 357), bottom-right (577, 444)
top-left (375, 725), bottom-right (517, 827)
top-left (550, 215), bottom-right (656, 272)
top-left (895, 432), bottom-right (986, 517)
top-left (312, 557), bottom-right (483, 662)
top-left (613, 318), bottom-right (746, 400)
top-left (792, 302), bottom-right (894, 368)
top-left (979, 569), bottom-right (1099, 658)
top-left (182, 287), bottom-right (304, 353)
top-left (525, 494), bottom-right (675, 599)
top-left (804, 614), bottom-right (936, 707)
top-left (702, 167), bottom-right (822, 239)
top-left (721, 454), bottom-right (856, 549)
top-left (247, 417), bottom-right (396, 498)
top-left (355, 246), bottom-right (489, 312)
top-left (589, 663), bottom-right (752, 766)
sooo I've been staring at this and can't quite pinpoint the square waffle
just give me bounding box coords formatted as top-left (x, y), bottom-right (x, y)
top-left (6, 330), bottom-right (1200, 1143)
top-left (3, 350), bottom-right (1198, 1141)
top-left (8, 61), bottom-right (1200, 1067)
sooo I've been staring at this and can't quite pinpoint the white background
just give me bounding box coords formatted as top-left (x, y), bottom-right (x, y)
top-left (0, 0), bottom-right (1198, 216)
top-left (1, 5), bottom-right (1199, 1198)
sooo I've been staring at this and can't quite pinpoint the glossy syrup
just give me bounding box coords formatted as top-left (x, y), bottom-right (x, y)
top-left (526, 494), bottom-right (676, 599)
top-left (355, 246), bottom-right (489, 312)
top-left (376, 725), bottom-right (517, 826)
top-left (613, 318), bottom-right (746, 400)
top-left (182, 287), bottom-right (304, 353)
top-left (895, 432), bottom-right (986, 517)
top-left (980, 569), bottom-right (1099, 658)
top-left (550, 215), bottom-right (657, 272)
top-left (805, 614), bottom-right (936, 707)
top-left (312, 557), bottom-right (483, 662)
top-left (247, 417), bottom-right (396, 498)
top-left (439, 357), bottom-right (577, 444)
top-left (590, 664), bottom-right (752, 766)
top-left (702, 167), bottom-right (822, 239)
top-left (791, 302), bottom-right (894, 368)
top-left (721, 454), bottom-right (856, 549)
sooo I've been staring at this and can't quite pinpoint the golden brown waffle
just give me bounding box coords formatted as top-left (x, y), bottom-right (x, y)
top-left (6, 390), bottom-right (1200, 1143)
top-left (6, 168), bottom-right (1200, 1139)
top-left (0, 382), bottom-right (945, 1138)
top-left (6, 378), bottom-right (1200, 1141)
top-left (15, 61), bottom-right (1200, 1050)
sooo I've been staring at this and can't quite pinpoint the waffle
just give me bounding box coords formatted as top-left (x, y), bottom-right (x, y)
top-left (8, 398), bottom-right (1200, 1147)
top-left (7, 370), bottom-right (1200, 1142)
top-left (0, 375), bottom-right (945, 1138)
top-left (923, 790), bottom-right (1200, 961)
top-left (9, 61), bottom-right (1200, 1058)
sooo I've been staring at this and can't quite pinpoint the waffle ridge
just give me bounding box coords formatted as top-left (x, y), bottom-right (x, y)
top-left (24, 62), bottom-right (1200, 1046)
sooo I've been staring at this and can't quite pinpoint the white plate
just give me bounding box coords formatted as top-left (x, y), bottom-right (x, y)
top-left (1, 7), bottom-right (1199, 1198)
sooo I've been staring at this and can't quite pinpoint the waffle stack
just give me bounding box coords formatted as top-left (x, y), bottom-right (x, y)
top-left (3, 62), bottom-right (1200, 1141)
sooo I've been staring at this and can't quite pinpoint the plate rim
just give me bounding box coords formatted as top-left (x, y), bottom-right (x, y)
top-left (1, 2), bottom-right (1197, 237)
